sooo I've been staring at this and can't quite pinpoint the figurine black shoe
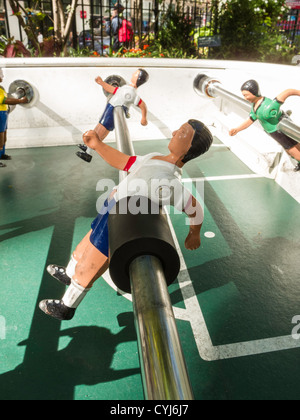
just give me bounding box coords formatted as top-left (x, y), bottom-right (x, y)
top-left (294, 163), bottom-right (300, 172)
top-left (0, 154), bottom-right (11, 160)
top-left (76, 151), bottom-right (92, 163)
top-left (78, 144), bottom-right (87, 152)
top-left (0, 162), bottom-right (6, 168)
top-left (39, 299), bottom-right (76, 321)
top-left (47, 264), bottom-right (71, 286)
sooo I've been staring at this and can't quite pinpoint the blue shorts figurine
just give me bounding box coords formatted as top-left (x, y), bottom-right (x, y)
top-left (39, 119), bottom-right (214, 321)
top-left (76, 69), bottom-right (149, 163)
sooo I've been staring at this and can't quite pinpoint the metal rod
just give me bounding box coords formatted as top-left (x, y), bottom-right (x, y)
top-left (130, 255), bottom-right (194, 400)
top-left (113, 104), bottom-right (194, 400)
top-left (114, 106), bottom-right (134, 150)
top-left (113, 107), bottom-right (134, 181)
top-left (210, 83), bottom-right (252, 113)
top-left (194, 75), bottom-right (300, 143)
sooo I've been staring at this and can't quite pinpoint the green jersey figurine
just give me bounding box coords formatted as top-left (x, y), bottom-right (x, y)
top-left (229, 79), bottom-right (300, 172)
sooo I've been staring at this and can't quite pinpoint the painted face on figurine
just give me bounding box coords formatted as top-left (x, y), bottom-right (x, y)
top-left (168, 123), bottom-right (195, 160)
top-left (241, 90), bottom-right (259, 103)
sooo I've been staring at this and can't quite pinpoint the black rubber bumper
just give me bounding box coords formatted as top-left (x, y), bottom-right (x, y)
top-left (108, 197), bottom-right (181, 294)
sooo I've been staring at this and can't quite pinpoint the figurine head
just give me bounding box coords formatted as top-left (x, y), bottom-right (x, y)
top-left (241, 80), bottom-right (261, 102)
top-left (182, 120), bottom-right (213, 164)
top-left (169, 120), bottom-right (213, 166)
top-left (131, 69), bottom-right (149, 88)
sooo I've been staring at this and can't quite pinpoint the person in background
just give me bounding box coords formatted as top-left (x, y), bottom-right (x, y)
top-left (0, 68), bottom-right (28, 168)
top-left (105, 4), bottom-right (124, 52)
top-left (37, 32), bottom-right (44, 44)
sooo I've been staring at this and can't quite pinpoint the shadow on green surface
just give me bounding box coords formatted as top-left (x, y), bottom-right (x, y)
top-left (0, 316), bottom-right (139, 400)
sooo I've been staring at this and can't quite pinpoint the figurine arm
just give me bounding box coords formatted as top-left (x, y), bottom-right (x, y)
top-left (138, 100), bottom-right (148, 126)
top-left (229, 118), bottom-right (254, 136)
top-left (183, 195), bottom-right (203, 250)
top-left (276, 89), bottom-right (300, 103)
top-left (83, 131), bottom-right (130, 170)
top-left (95, 76), bottom-right (116, 94)
top-left (4, 96), bottom-right (28, 105)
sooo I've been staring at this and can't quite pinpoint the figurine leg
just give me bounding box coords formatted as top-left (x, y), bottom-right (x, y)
top-left (286, 144), bottom-right (300, 171)
top-left (94, 103), bottom-right (114, 141)
top-left (0, 132), bottom-right (6, 167)
top-left (76, 102), bottom-right (114, 162)
top-left (0, 131), bottom-right (9, 161)
top-left (40, 225), bottom-right (110, 321)
top-left (0, 132), bottom-right (4, 154)
top-left (47, 230), bottom-right (93, 286)
top-left (40, 198), bottom-right (114, 321)
top-left (39, 243), bottom-right (109, 321)
top-left (94, 123), bottom-right (110, 142)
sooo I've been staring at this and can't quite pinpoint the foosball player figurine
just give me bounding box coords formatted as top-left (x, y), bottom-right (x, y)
top-left (39, 119), bottom-right (213, 321)
top-left (0, 69), bottom-right (28, 168)
top-left (229, 79), bottom-right (300, 172)
top-left (76, 68), bottom-right (149, 163)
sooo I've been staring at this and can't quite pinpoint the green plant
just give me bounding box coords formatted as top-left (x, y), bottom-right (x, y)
top-left (210, 0), bottom-right (293, 63)
top-left (8, 0), bottom-right (78, 56)
top-left (0, 36), bottom-right (8, 56)
top-left (108, 4), bottom-right (198, 59)
top-left (109, 43), bottom-right (197, 59)
top-left (67, 46), bottom-right (93, 57)
top-left (154, 4), bottom-right (198, 58)
top-left (0, 36), bottom-right (32, 57)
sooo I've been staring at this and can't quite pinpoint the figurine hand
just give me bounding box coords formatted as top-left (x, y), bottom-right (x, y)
top-left (229, 128), bottom-right (238, 136)
top-left (185, 231), bottom-right (201, 251)
top-left (19, 96), bottom-right (28, 104)
top-left (141, 118), bottom-right (148, 126)
top-left (95, 76), bottom-right (103, 86)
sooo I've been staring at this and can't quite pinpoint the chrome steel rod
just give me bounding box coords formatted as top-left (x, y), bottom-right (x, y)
top-left (130, 255), bottom-right (194, 400)
top-left (210, 83), bottom-right (252, 113)
top-left (114, 106), bottom-right (135, 181)
top-left (113, 104), bottom-right (194, 400)
top-left (113, 106), bottom-right (135, 156)
top-left (194, 75), bottom-right (300, 143)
